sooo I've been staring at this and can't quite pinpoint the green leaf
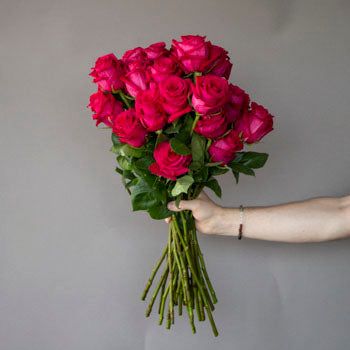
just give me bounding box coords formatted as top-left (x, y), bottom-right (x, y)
top-left (133, 156), bottom-right (153, 171)
top-left (191, 133), bottom-right (206, 165)
top-left (148, 204), bottom-right (172, 220)
top-left (120, 144), bottom-right (145, 158)
top-left (230, 163), bottom-right (255, 176)
top-left (132, 192), bottom-right (159, 211)
top-left (130, 180), bottom-right (159, 211)
top-left (112, 133), bottom-right (122, 147)
top-left (170, 138), bottom-right (191, 155)
top-left (192, 166), bottom-right (209, 182)
top-left (237, 152), bottom-right (269, 169)
top-left (205, 178), bottom-right (222, 198)
top-left (115, 166), bottom-right (123, 175)
top-left (155, 133), bottom-right (168, 146)
top-left (232, 170), bottom-right (240, 184)
top-left (210, 165), bottom-right (229, 176)
top-left (171, 175), bottom-right (194, 197)
top-left (177, 116), bottom-right (193, 143)
top-left (117, 155), bottom-right (132, 171)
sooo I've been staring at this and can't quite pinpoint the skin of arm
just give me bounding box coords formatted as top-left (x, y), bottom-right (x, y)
top-left (167, 192), bottom-right (350, 243)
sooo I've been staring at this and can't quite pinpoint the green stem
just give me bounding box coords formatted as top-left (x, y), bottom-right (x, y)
top-left (172, 216), bottom-right (219, 337)
top-left (117, 90), bottom-right (131, 108)
top-left (145, 266), bottom-right (169, 317)
top-left (168, 224), bottom-right (174, 323)
top-left (141, 245), bottom-right (167, 300)
top-left (171, 222), bottom-right (196, 333)
top-left (159, 282), bottom-right (170, 325)
top-left (193, 230), bottom-right (218, 304)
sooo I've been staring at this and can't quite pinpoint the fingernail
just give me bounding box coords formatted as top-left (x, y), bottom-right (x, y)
top-left (167, 202), bottom-right (175, 210)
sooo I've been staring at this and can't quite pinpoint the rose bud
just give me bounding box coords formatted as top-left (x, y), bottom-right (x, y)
top-left (135, 86), bottom-right (167, 131)
top-left (159, 76), bottom-right (192, 123)
top-left (204, 44), bottom-right (233, 79)
top-left (144, 42), bottom-right (168, 60)
top-left (122, 47), bottom-right (149, 71)
top-left (89, 53), bottom-right (124, 92)
top-left (121, 68), bottom-right (150, 98)
top-left (149, 56), bottom-right (183, 83)
top-left (112, 108), bottom-right (147, 148)
top-left (224, 84), bottom-right (250, 123)
top-left (208, 129), bottom-right (243, 165)
top-left (149, 141), bottom-right (192, 180)
top-left (171, 35), bottom-right (210, 73)
top-left (88, 90), bottom-right (124, 127)
top-left (194, 112), bottom-right (228, 139)
top-left (192, 74), bottom-right (229, 115)
top-left (235, 102), bottom-right (274, 143)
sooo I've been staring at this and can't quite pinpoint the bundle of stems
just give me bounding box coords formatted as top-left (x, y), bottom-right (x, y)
top-left (141, 210), bottom-right (219, 337)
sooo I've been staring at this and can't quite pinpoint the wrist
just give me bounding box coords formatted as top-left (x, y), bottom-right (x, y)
top-left (213, 207), bottom-right (240, 236)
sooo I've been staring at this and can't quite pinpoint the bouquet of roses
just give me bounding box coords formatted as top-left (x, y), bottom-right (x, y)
top-left (88, 35), bottom-right (273, 336)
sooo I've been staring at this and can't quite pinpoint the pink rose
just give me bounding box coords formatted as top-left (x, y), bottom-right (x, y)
top-left (121, 69), bottom-right (150, 97)
top-left (122, 47), bottom-right (149, 71)
top-left (149, 56), bottom-right (182, 83)
top-left (135, 86), bottom-right (167, 131)
top-left (235, 102), bottom-right (274, 143)
top-left (208, 129), bottom-right (243, 165)
top-left (171, 35), bottom-right (210, 73)
top-left (159, 76), bottom-right (192, 123)
top-left (88, 90), bottom-right (124, 127)
top-left (204, 45), bottom-right (233, 79)
top-left (144, 42), bottom-right (168, 60)
top-left (90, 53), bottom-right (124, 92)
top-left (224, 84), bottom-right (250, 123)
top-left (194, 112), bottom-right (228, 138)
top-left (149, 141), bottom-right (192, 180)
top-left (112, 109), bottom-right (147, 148)
top-left (192, 74), bottom-right (229, 114)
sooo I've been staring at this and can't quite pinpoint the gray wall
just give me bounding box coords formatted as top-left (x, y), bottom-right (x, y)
top-left (1, 0), bottom-right (350, 349)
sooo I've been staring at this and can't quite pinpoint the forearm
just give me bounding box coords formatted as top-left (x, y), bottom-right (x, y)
top-left (216, 196), bottom-right (350, 242)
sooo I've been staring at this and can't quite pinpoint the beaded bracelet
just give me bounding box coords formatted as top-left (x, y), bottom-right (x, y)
top-left (238, 205), bottom-right (244, 240)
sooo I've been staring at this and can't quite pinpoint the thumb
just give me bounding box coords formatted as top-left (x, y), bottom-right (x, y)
top-left (167, 199), bottom-right (198, 212)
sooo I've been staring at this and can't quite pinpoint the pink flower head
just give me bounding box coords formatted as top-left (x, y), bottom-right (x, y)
top-left (235, 102), bottom-right (274, 143)
top-left (112, 108), bottom-right (147, 148)
top-left (90, 53), bottom-right (124, 92)
top-left (159, 76), bottom-right (192, 123)
top-left (88, 90), bottom-right (123, 127)
top-left (149, 141), bottom-right (192, 180)
top-left (208, 129), bottom-right (243, 165)
top-left (135, 85), bottom-right (167, 131)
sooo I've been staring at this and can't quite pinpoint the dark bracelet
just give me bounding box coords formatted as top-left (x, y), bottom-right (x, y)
top-left (238, 205), bottom-right (244, 240)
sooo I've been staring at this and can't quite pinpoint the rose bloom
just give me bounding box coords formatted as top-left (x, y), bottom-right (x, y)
top-left (205, 44), bottom-right (233, 79)
top-left (144, 42), bottom-right (168, 60)
top-left (122, 68), bottom-right (150, 97)
top-left (192, 74), bottom-right (229, 114)
top-left (149, 141), bottom-right (192, 180)
top-left (149, 56), bottom-right (182, 83)
top-left (112, 109), bottom-right (147, 148)
top-left (171, 35), bottom-right (209, 73)
top-left (159, 76), bottom-right (192, 123)
top-left (194, 112), bottom-right (228, 138)
top-left (208, 129), bottom-right (243, 165)
top-left (90, 53), bottom-right (124, 92)
top-left (88, 90), bottom-right (124, 127)
top-left (135, 86), bottom-right (167, 131)
top-left (235, 102), bottom-right (274, 143)
top-left (224, 84), bottom-right (250, 123)
top-left (122, 47), bottom-right (149, 71)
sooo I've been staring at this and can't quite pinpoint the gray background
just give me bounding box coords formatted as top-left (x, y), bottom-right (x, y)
top-left (1, 0), bottom-right (350, 349)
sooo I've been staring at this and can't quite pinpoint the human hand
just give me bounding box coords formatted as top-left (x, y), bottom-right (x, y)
top-left (166, 192), bottom-right (231, 235)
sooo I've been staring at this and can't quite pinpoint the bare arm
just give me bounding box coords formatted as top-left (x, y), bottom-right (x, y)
top-left (167, 193), bottom-right (350, 243)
